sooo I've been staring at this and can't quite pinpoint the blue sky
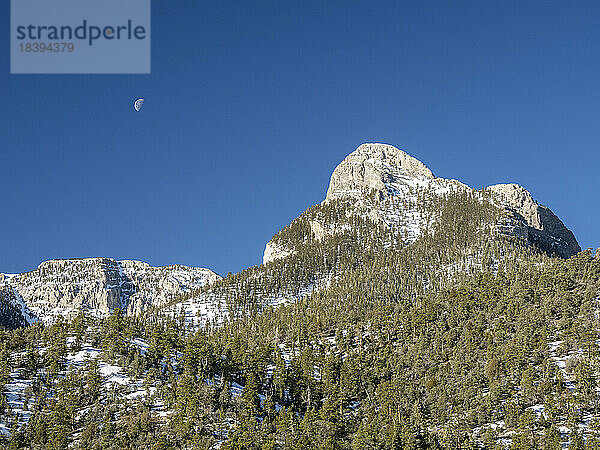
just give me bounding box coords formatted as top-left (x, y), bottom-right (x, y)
top-left (1, 0), bottom-right (599, 276)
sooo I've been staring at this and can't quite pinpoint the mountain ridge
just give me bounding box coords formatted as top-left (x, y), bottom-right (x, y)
top-left (0, 143), bottom-right (582, 328)
top-left (0, 257), bottom-right (220, 324)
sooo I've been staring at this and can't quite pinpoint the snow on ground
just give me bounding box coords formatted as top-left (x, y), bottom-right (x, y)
top-left (163, 272), bottom-right (332, 333)
top-left (132, 338), bottom-right (149, 355)
top-left (162, 293), bottom-right (228, 330)
top-left (100, 363), bottom-right (130, 386)
top-left (69, 343), bottom-right (101, 364)
top-left (548, 339), bottom-right (584, 393)
top-left (0, 373), bottom-right (33, 435)
top-left (0, 338), bottom-right (158, 436)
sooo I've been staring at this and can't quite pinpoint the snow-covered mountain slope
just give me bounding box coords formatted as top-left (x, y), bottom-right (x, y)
top-left (161, 274), bottom-right (328, 330)
top-left (0, 258), bottom-right (220, 324)
top-left (0, 335), bottom-right (169, 440)
top-left (264, 143), bottom-right (580, 263)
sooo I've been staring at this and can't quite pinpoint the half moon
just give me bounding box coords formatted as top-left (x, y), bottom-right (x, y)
top-left (134, 98), bottom-right (144, 112)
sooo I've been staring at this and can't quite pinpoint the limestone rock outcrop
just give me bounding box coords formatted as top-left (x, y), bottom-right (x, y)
top-left (0, 258), bottom-right (220, 322)
top-left (485, 184), bottom-right (580, 258)
top-left (325, 143), bottom-right (435, 201)
top-left (263, 241), bottom-right (293, 265)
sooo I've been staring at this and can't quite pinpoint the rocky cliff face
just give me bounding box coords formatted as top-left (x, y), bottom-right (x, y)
top-left (485, 184), bottom-right (580, 258)
top-left (262, 241), bottom-right (293, 265)
top-left (264, 143), bottom-right (580, 263)
top-left (0, 258), bottom-right (220, 323)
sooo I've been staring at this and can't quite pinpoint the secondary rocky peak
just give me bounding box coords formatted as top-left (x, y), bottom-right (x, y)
top-left (485, 183), bottom-right (580, 258)
top-left (486, 184), bottom-right (541, 227)
top-left (325, 143), bottom-right (435, 202)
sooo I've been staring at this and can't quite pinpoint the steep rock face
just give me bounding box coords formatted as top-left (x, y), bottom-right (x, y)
top-left (485, 184), bottom-right (580, 258)
top-left (119, 260), bottom-right (221, 315)
top-left (264, 143), bottom-right (580, 264)
top-left (0, 286), bottom-right (33, 329)
top-left (0, 258), bottom-right (220, 323)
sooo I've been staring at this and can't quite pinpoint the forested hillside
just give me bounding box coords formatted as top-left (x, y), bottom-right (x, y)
top-left (0, 191), bottom-right (597, 448)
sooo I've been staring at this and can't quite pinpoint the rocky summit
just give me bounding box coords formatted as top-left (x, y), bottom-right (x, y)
top-left (325, 143), bottom-right (435, 200)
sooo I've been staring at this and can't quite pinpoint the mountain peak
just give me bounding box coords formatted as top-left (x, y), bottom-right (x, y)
top-left (263, 143), bottom-right (581, 264)
top-left (325, 143), bottom-right (435, 202)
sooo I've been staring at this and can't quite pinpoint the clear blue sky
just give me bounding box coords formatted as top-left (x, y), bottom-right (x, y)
top-left (1, 0), bottom-right (599, 276)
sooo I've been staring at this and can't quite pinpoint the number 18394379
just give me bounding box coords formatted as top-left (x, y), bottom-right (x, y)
top-left (19, 42), bottom-right (74, 52)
